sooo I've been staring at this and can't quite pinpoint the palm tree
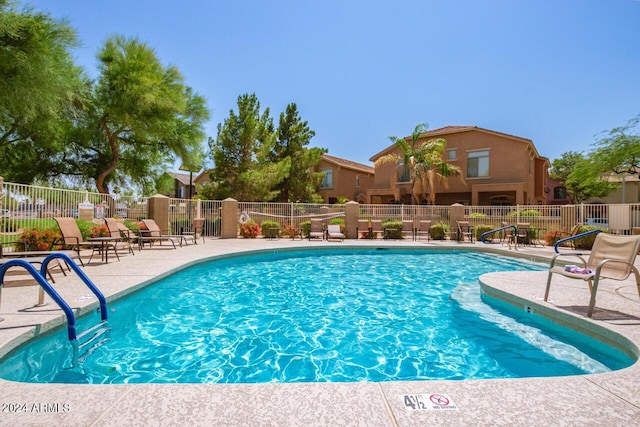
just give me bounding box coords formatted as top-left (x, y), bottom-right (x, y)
top-left (374, 123), bottom-right (461, 204)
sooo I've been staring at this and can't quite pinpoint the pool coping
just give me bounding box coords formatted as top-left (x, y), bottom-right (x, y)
top-left (0, 238), bottom-right (639, 425)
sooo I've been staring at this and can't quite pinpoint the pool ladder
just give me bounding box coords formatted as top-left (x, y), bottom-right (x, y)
top-left (0, 253), bottom-right (108, 342)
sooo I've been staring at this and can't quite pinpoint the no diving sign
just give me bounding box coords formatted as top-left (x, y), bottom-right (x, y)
top-left (402, 393), bottom-right (458, 411)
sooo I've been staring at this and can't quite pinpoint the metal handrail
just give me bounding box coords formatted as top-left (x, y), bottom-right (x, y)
top-left (39, 253), bottom-right (108, 322)
top-left (553, 229), bottom-right (603, 253)
top-left (0, 253), bottom-right (108, 341)
top-left (481, 225), bottom-right (517, 243)
top-left (0, 259), bottom-right (78, 340)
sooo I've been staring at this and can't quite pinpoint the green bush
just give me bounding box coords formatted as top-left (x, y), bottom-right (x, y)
top-left (507, 209), bottom-right (542, 217)
top-left (76, 219), bottom-right (98, 240)
top-left (382, 219), bottom-right (403, 239)
top-left (123, 219), bottom-right (141, 233)
top-left (430, 222), bottom-right (449, 240)
top-left (574, 225), bottom-right (606, 250)
top-left (469, 212), bottom-right (487, 219)
top-left (299, 220), bottom-right (311, 237)
top-left (260, 220), bottom-right (281, 237)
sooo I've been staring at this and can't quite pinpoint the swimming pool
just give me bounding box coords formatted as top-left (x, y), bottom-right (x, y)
top-left (0, 248), bottom-right (633, 384)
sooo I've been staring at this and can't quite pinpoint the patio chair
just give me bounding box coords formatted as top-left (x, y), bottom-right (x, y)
top-left (326, 224), bottom-right (344, 242)
top-left (370, 220), bottom-right (384, 239)
top-left (54, 217), bottom-right (120, 264)
top-left (456, 221), bottom-right (474, 243)
top-left (553, 224), bottom-right (583, 250)
top-left (138, 219), bottom-right (183, 250)
top-left (401, 220), bottom-right (415, 241)
top-left (181, 218), bottom-right (206, 244)
top-left (544, 233), bottom-right (640, 317)
top-left (416, 220), bottom-right (431, 241)
top-left (308, 218), bottom-right (324, 241)
top-left (104, 218), bottom-right (136, 255)
top-left (357, 219), bottom-right (370, 239)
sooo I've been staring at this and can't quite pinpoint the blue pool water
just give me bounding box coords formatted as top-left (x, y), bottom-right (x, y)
top-left (0, 248), bottom-right (633, 384)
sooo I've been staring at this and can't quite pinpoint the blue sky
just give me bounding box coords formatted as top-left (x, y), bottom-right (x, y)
top-left (25, 0), bottom-right (640, 169)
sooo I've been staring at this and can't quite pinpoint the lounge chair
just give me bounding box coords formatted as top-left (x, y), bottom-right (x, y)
top-left (456, 221), bottom-right (474, 243)
top-left (416, 220), bottom-right (431, 241)
top-left (326, 224), bottom-right (344, 242)
top-left (104, 218), bottom-right (136, 255)
top-left (308, 219), bottom-right (324, 241)
top-left (544, 233), bottom-right (640, 317)
top-left (138, 219), bottom-right (183, 250)
top-left (54, 217), bottom-right (119, 264)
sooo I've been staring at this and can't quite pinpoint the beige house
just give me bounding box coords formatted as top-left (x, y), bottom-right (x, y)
top-left (368, 125), bottom-right (550, 205)
top-left (166, 171), bottom-right (210, 199)
top-left (316, 154), bottom-right (375, 204)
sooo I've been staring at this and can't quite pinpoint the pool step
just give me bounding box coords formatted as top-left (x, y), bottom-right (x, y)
top-left (75, 321), bottom-right (110, 362)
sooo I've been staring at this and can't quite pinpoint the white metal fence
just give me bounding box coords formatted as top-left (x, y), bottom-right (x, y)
top-left (2, 180), bottom-right (639, 243)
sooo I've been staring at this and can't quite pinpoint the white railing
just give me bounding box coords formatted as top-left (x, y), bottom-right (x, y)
top-left (238, 202), bottom-right (346, 228)
top-left (2, 180), bottom-right (640, 243)
top-left (1, 181), bottom-right (147, 241)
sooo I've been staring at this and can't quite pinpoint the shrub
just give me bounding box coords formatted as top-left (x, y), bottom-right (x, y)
top-left (260, 220), bottom-right (281, 238)
top-left (474, 224), bottom-right (495, 241)
top-left (574, 225), bottom-right (605, 250)
top-left (76, 220), bottom-right (98, 240)
top-left (239, 221), bottom-right (261, 238)
top-left (469, 212), bottom-right (487, 219)
top-left (123, 219), bottom-right (141, 233)
top-left (90, 225), bottom-right (109, 238)
top-left (507, 209), bottom-right (542, 218)
top-left (430, 222), bottom-right (449, 240)
top-left (382, 219), bottom-right (403, 239)
top-left (299, 220), bottom-right (311, 237)
top-left (19, 227), bottom-right (61, 251)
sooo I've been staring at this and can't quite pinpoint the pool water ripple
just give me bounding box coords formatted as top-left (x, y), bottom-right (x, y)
top-left (0, 249), bottom-right (633, 384)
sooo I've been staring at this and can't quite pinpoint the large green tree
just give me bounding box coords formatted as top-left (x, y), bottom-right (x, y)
top-left (270, 103), bottom-right (325, 202)
top-left (549, 151), bottom-right (614, 203)
top-left (375, 123), bottom-right (461, 204)
top-left (209, 93), bottom-right (289, 201)
top-left (69, 35), bottom-right (209, 194)
top-left (0, 1), bottom-right (86, 183)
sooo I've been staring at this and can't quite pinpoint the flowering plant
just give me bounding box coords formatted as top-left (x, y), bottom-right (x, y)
top-left (19, 228), bottom-right (61, 251)
top-left (239, 221), bottom-right (261, 238)
top-left (90, 225), bottom-right (109, 238)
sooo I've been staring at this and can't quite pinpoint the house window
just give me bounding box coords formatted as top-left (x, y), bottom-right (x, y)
top-left (467, 150), bottom-right (489, 178)
top-left (553, 186), bottom-right (567, 200)
top-left (397, 162), bottom-right (411, 182)
top-left (447, 149), bottom-right (457, 161)
top-left (321, 169), bottom-right (333, 188)
top-left (355, 175), bottom-right (360, 188)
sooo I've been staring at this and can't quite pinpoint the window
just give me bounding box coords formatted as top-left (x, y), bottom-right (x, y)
top-left (467, 150), bottom-right (489, 178)
top-left (553, 186), bottom-right (567, 200)
top-left (321, 169), bottom-right (333, 188)
top-left (355, 175), bottom-right (360, 188)
top-left (447, 149), bottom-right (457, 161)
top-left (397, 162), bottom-right (411, 182)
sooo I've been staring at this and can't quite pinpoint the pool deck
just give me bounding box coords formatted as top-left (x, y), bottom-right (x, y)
top-left (0, 237), bottom-right (639, 426)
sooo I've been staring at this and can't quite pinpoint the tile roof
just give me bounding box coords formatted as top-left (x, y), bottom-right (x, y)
top-left (322, 154), bottom-right (375, 174)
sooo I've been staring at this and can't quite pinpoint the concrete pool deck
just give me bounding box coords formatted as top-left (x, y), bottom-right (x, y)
top-left (0, 237), bottom-right (639, 426)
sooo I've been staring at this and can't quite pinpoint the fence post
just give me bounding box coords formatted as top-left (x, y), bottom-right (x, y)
top-left (221, 198), bottom-right (239, 239)
top-left (148, 194), bottom-right (170, 231)
top-left (450, 203), bottom-right (465, 231)
top-left (345, 201), bottom-right (360, 239)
